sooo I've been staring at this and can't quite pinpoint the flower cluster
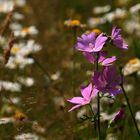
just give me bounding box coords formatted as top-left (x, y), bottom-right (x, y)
top-left (0, 0), bottom-right (41, 93)
top-left (88, 4), bottom-right (140, 38)
top-left (0, 1), bottom-right (47, 139)
top-left (67, 26), bottom-right (127, 128)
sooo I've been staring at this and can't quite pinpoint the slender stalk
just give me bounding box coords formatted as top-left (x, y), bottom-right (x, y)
top-left (32, 55), bottom-right (51, 84)
top-left (96, 53), bottom-right (99, 71)
top-left (89, 104), bottom-right (97, 138)
top-left (120, 69), bottom-right (140, 138)
top-left (0, 7), bottom-right (15, 36)
top-left (96, 52), bottom-right (101, 140)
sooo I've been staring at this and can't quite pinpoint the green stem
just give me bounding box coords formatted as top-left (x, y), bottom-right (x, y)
top-left (96, 52), bottom-right (101, 140)
top-left (120, 69), bottom-right (140, 138)
top-left (32, 55), bottom-right (51, 84)
top-left (89, 104), bottom-right (97, 138)
top-left (97, 93), bottom-right (101, 140)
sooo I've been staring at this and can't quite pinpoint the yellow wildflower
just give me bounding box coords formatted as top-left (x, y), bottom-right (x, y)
top-left (14, 111), bottom-right (27, 122)
top-left (129, 58), bottom-right (139, 64)
top-left (64, 19), bottom-right (81, 27)
top-left (22, 27), bottom-right (30, 33)
top-left (92, 28), bottom-right (102, 35)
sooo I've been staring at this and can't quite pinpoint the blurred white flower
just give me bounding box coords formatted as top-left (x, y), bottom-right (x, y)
top-left (125, 20), bottom-right (139, 33)
top-left (10, 22), bottom-right (22, 31)
top-left (0, 36), bottom-right (6, 46)
top-left (0, 80), bottom-right (21, 92)
top-left (100, 112), bottom-right (114, 122)
top-left (86, 70), bottom-right (93, 76)
top-left (20, 40), bottom-right (41, 55)
top-left (123, 58), bottom-right (140, 76)
top-left (93, 5), bottom-right (111, 14)
top-left (103, 8), bottom-right (126, 22)
top-left (11, 40), bottom-right (41, 56)
top-left (135, 111), bottom-right (140, 121)
top-left (0, 1), bottom-right (14, 13)
top-left (123, 84), bottom-right (133, 92)
top-left (5, 39), bottom-right (41, 69)
top-left (2, 96), bottom-right (20, 104)
top-left (130, 4), bottom-right (140, 14)
top-left (14, 26), bottom-right (38, 37)
top-left (51, 71), bottom-right (61, 81)
top-left (32, 121), bottom-right (46, 134)
top-left (53, 96), bottom-right (65, 108)
top-left (17, 77), bottom-right (34, 87)
top-left (103, 12), bottom-right (115, 22)
top-left (88, 17), bottom-right (105, 28)
top-left (13, 12), bottom-right (24, 20)
top-left (137, 70), bottom-right (140, 76)
top-left (15, 133), bottom-right (39, 140)
top-left (14, 0), bottom-right (26, 7)
top-left (77, 108), bottom-right (86, 119)
top-left (88, 8), bottom-right (127, 27)
top-left (100, 94), bottom-right (115, 104)
top-left (0, 117), bottom-right (13, 125)
top-left (10, 97), bottom-right (20, 104)
top-left (6, 55), bottom-right (34, 69)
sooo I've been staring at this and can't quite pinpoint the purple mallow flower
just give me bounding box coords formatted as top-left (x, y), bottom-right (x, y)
top-left (67, 83), bottom-right (98, 112)
top-left (92, 66), bottom-right (122, 96)
top-left (112, 107), bottom-right (125, 122)
top-left (109, 107), bottom-right (125, 127)
top-left (75, 32), bottom-right (107, 52)
top-left (111, 26), bottom-right (128, 50)
top-left (83, 51), bottom-right (116, 66)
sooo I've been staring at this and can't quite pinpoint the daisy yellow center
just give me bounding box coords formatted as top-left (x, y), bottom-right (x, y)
top-left (14, 111), bottom-right (27, 121)
top-left (129, 58), bottom-right (139, 64)
top-left (92, 28), bottom-right (101, 35)
top-left (71, 20), bottom-right (80, 26)
top-left (22, 27), bottom-right (29, 33)
top-left (11, 47), bottom-right (20, 54)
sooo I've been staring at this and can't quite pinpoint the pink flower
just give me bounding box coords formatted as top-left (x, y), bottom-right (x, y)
top-left (92, 66), bottom-right (122, 96)
top-left (83, 51), bottom-right (117, 66)
top-left (109, 107), bottom-right (125, 127)
top-left (75, 32), bottom-right (107, 52)
top-left (112, 107), bottom-right (125, 122)
top-left (111, 26), bottom-right (128, 50)
top-left (67, 83), bottom-right (98, 112)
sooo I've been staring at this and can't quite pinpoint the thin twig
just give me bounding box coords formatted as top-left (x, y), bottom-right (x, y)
top-left (0, 7), bottom-right (15, 36)
top-left (120, 68), bottom-right (140, 138)
top-left (4, 32), bottom-right (15, 64)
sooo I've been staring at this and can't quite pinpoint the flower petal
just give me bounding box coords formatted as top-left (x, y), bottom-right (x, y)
top-left (68, 104), bottom-right (81, 112)
top-left (81, 83), bottom-right (92, 99)
top-left (91, 87), bottom-right (98, 98)
top-left (107, 88), bottom-right (122, 96)
top-left (111, 26), bottom-right (128, 50)
top-left (102, 56), bottom-right (117, 66)
top-left (111, 26), bottom-right (121, 39)
top-left (82, 32), bottom-right (96, 44)
top-left (94, 33), bottom-right (107, 52)
top-left (67, 97), bottom-right (84, 104)
top-left (98, 51), bottom-right (108, 62)
top-left (83, 52), bottom-right (96, 63)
